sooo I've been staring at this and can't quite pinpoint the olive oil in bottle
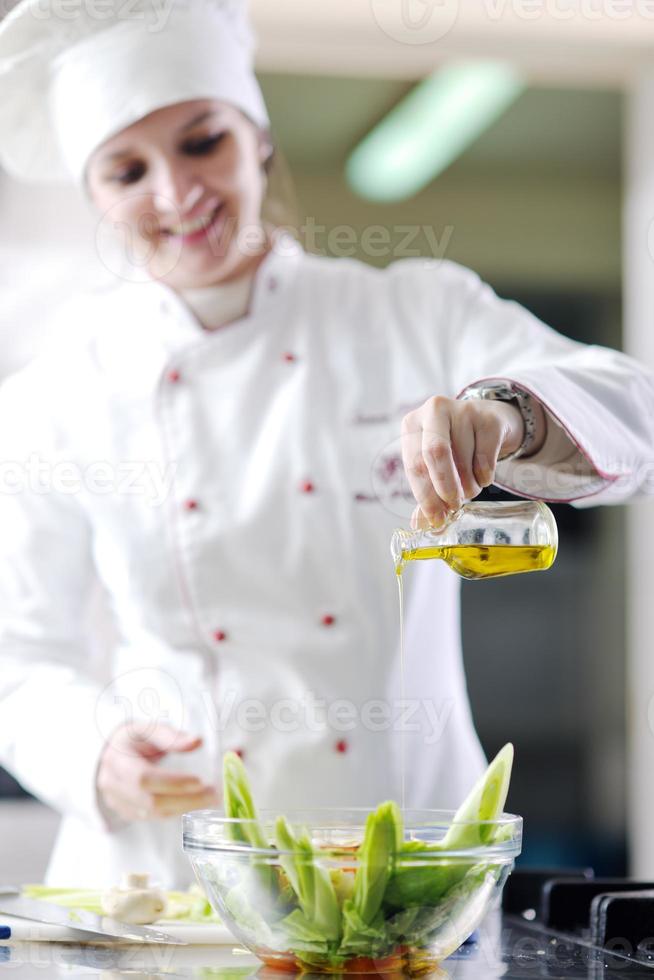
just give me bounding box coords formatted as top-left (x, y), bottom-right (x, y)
top-left (396, 543), bottom-right (556, 580)
top-left (391, 500), bottom-right (558, 581)
top-left (392, 500), bottom-right (558, 809)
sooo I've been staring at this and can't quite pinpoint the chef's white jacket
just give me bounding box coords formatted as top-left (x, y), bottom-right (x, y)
top-left (0, 238), bottom-right (652, 887)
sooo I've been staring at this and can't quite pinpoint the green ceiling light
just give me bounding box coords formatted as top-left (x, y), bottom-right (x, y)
top-left (345, 61), bottom-right (525, 203)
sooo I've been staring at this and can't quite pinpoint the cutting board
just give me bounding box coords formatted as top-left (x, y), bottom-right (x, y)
top-left (0, 914), bottom-right (236, 944)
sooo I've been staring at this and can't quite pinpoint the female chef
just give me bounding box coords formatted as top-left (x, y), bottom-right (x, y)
top-left (0, 0), bottom-right (652, 886)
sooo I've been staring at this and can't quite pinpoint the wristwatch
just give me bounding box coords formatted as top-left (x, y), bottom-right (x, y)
top-left (459, 380), bottom-right (539, 461)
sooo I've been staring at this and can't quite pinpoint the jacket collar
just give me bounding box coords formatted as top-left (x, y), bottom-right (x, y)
top-left (152, 231), bottom-right (303, 352)
top-left (92, 233), bottom-right (304, 393)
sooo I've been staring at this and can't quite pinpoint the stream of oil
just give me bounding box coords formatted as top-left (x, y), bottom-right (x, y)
top-left (397, 572), bottom-right (407, 812)
top-left (395, 542), bottom-right (556, 810)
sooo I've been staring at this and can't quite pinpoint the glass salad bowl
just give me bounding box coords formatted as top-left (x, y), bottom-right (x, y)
top-left (183, 806), bottom-right (522, 975)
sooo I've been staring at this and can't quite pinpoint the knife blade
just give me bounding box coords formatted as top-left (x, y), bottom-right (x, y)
top-left (0, 888), bottom-right (186, 944)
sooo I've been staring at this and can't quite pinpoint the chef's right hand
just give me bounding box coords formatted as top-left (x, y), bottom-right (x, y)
top-left (97, 722), bottom-right (220, 822)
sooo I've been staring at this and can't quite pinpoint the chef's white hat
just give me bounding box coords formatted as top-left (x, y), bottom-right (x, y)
top-left (0, 0), bottom-right (270, 183)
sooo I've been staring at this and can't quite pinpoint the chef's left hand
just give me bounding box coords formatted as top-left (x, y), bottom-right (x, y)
top-left (401, 395), bottom-right (542, 528)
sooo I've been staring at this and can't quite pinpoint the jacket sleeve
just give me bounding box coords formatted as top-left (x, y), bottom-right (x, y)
top-left (398, 260), bottom-right (654, 506)
top-left (0, 367), bottom-right (124, 828)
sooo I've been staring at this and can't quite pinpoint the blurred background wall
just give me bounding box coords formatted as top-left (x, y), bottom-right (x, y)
top-left (1, 3), bottom-right (651, 880)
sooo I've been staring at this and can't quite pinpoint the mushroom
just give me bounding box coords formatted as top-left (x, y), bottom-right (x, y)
top-left (101, 872), bottom-right (166, 925)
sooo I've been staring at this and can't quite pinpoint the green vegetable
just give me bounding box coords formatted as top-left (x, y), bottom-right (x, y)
top-left (277, 908), bottom-right (331, 953)
top-left (222, 750), bottom-right (278, 901)
top-left (337, 800), bottom-right (403, 956)
top-left (339, 901), bottom-right (389, 958)
top-left (441, 742), bottom-right (514, 849)
top-left (330, 867), bottom-right (355, 905)
top-left (21, 884), bottom-right (221, 923)
top-left (223, 751), bottom-right (268, 850)
top-left (351, 801), bottom-right (403, 924)
top-left (222, 880), bottom-right (277, 947)
top-left (215, 744), bottom-right (516, 971)
top-left (383, 744), bottom-right (515, 913)
top-left (383, 843), bottom-right (463, 911)
top-left (275, 816), bottom-right (341, 942)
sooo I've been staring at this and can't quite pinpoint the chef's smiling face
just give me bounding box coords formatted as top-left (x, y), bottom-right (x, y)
top-left (85, 99), bottom-right (272, 289)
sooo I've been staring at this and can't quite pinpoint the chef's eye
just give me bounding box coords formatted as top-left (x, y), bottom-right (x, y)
top-left (183, 132), bottom-right (227, 156)
top-left (110, 162), bottom-right (146, 185)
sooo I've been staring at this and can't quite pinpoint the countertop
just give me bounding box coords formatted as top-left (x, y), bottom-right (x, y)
top-left (4, 912), bottom-right (654, 979)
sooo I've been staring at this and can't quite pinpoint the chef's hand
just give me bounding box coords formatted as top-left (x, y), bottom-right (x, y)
top-left (97, 722), bottom-right (220, 822)
top-left (401, 395), bottom-right (545, 528)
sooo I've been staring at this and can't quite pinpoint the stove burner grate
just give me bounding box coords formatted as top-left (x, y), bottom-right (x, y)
top-left (503, 867), bottom-right (654, 969)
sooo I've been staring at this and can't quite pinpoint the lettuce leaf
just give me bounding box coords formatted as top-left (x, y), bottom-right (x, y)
top-left (441, 743), bottom-right (514, 849)
top-left (275, 816), bottom-right (341, 942)
top-left (277, 908), bottom-right (331, 953)
top-left (351, 801), bottom-right (403, 924)
top-left (21, 884), bottom-right (221, 923)
top-left (338, 901), bottom-right (390, 957)
top-left (222, 751), bottom-right (277, 899)
top-left (222, 751), bottom-right (268, 850)
top-left (383, 744), bottom-right (514, 913)
top-left (223, 880), bottom-right (277, 948)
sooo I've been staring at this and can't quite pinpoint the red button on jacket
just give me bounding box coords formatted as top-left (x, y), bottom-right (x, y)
top-left (167, 369), bottom-right (181, 383)
top-left (299, 480), bottom-right (315, 494)
top-left (184, 499), bottom-right (199, 511)
top-left (213, 630), bottom-right (228, 642)
top-left (335, 740), bottom-right (348, 754)
top-left (321, 614), bottom-right (335, 627)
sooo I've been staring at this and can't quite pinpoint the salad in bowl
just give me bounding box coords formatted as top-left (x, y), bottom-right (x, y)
top-left (183, 745), bottom-right (521, 974)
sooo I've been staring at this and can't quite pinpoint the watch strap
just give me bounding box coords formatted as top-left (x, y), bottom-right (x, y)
top-left (460, 381), bottom-right (539, 461)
